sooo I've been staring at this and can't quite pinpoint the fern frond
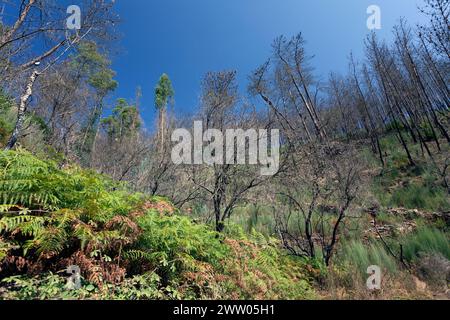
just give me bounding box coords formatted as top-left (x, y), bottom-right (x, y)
top-left (0, 215), bottom-right (45, 235)
top-left (29, 226), bottom-right (69, 256)
top-left (124, 249), bottom-right (154, 261)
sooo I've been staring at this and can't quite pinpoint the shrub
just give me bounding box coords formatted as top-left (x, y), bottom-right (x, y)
top-left (1, 272), bottom-right (165, 300)
top-left (0, 149), bottom-right (145, 287)
top-left (420, 122), bottom-right (438, 142)
top-left (126, 211), bottom-right (228, 285)
top-left (219, 227), bottom-right (315, 300)
top-left (415, 253), bottom-right (450, 290)
top-left (0, 150), bottom-right (315, 300)
top-left (0, 92), bottom-right (14, 146)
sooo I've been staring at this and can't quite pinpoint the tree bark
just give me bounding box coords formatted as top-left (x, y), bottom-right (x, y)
top-left (4, 70), bottom-right (39, 150)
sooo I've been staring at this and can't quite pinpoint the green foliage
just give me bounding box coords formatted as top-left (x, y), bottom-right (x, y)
top-left (230, 205), bottom-right (276, 237)
top-left (0, 149), bottom-right (142, 261)
top-left (401, 227), bottom-right (450, 262)
top-left (0, 150), bottom-right (63, 210)
top-left (384, 120), bottom-right (405, 133)
top-left (1, 272), bottom-right (166, 300)
top-left (0, 149), bottom-right (135, 213)
top-left (70, 41), bottom-right (118, 166)
top-left (371, 141), bottom-right (449, 212)
top-left (2, 273), bottom-right (82, 300)
top-left (101, 98), bottom-right (141, 139)
top-left (419, 122), bottom-right (438, 142)
top-left (0, 91), bottom-right (14, 146)
top-left (374, 169), bottom-right (449, 212)
top-left (337, 240), bottom-right (399, 277)
top-left (219, 225), bottom-right (315, 299)
top-left (70, 41), bottom-right (118, 95)
top-left (0, 237), bottom-right (17, 263)
top-left (0, 150), bottom-right (315, 300)
top-left (389, 183), bottom-right (449, 212)
top-left (154, 74), bottom-right (174, 110)
top-left (128, 211), bottom-right (228, 282)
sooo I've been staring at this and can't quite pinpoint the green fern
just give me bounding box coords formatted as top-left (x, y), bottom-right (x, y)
top-left (0, 150), bottom-right (142, 261)
top-left (124, 249), bottom-right (154, 261)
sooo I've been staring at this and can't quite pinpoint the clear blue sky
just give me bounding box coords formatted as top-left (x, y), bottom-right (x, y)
top-left (110, 0), bottom-right (427, 130)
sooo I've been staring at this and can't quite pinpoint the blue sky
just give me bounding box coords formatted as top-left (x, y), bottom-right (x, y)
top-left (110, 0), bottom-right (427, 130)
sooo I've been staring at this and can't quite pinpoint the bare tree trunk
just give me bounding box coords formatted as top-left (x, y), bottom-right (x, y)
top-left (275, 43), bottom-right (326, 140)
top-left (4, 70), bottom-right (39, 150)
top-left (377, 65), bottom-right (416, 166)
top-left (161, 107), bottom-right (165, 153)
top-left (350, 57), bottom-right (385, 167)
top-left (398, 27), bottom-right (450, 144)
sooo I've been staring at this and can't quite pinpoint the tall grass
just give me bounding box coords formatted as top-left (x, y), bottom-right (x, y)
top-left (390, 183), bottom-right (449, 212)
top-left (372, 156), bottom-right (449, 212)
top-left (337, 240), bottom-right (399, 278)
top-left (231, 205), bottom-right (276, 237)
top-left (401, 227), bottom-right (450, 262)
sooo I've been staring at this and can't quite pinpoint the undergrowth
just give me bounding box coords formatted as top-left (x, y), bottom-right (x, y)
top-left (0, 149), bottom-right (314, 300)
